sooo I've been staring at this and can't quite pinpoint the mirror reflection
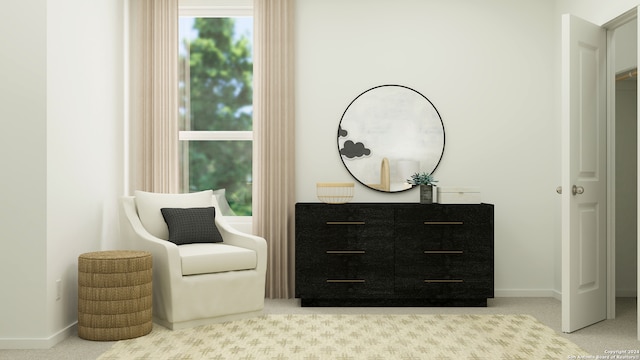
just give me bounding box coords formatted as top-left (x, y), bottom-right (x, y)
top-left (338, 85), bottom-right (445, 192)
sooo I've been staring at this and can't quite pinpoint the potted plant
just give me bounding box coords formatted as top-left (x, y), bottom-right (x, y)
top-left (407, 172), bottom-right (438, 204)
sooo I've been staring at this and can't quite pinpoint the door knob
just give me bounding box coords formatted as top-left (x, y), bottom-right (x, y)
top-left (556, 186), bottom-right (562, 194)
top-left (572, 185), bottom-right (584, 195)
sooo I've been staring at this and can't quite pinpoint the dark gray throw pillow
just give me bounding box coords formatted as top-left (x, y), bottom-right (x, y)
top-left (160, 207), bottom-right (224, 245)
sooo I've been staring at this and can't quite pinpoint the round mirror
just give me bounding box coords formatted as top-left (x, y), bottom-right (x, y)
top-left (337, 84), bottom-right (445, 192)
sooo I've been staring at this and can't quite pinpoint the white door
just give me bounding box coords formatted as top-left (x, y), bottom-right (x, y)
top-left (561, 14), bottom-right (607, 333)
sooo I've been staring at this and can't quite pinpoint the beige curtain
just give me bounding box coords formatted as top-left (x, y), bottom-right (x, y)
top-left (253, 0), bottom-right (296, 298)
top-left (128, 0), bottom-right (180, 194)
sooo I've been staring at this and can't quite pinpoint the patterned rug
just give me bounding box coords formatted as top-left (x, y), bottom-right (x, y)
top-left (97, 313), bottom-right (589, 359)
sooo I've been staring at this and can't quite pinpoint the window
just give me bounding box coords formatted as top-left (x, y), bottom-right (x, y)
top-left (178, 7), bottom-right (253, 216)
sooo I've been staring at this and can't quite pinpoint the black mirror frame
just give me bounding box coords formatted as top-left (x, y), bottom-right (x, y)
top-left (337, 84), bottom-right (446, 193)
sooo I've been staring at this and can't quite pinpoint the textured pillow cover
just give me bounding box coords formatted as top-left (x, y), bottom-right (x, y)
top-left (134, 190), bottom-right (213, 240)
top-left (160, 207), bottom-right (224, 245)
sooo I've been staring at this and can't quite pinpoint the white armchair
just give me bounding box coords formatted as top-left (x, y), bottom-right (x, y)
top-left (118, 190), bottom-right (267, 330)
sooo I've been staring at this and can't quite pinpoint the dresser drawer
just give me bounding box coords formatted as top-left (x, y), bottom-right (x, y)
top-left (296, 204), bottom-right (394, 251)
top-left (395, 250), bottom-right (492, 283)
top-left (396, 225), bottom-right (492, 255)
top-left (304, 223), bottom-right (394, 250)
top-left (395, 204), bottom-right (492, 226)
top-left (396, 223), bottom-right (491, 252)
top-left (297, 248), bottom-right (394, 297)
top-left (395, 278), bottom-right (493, 299)
top-left (395, 205), bottom-right (492, 251)
top-left (296, 204), bottom-right (394, 227)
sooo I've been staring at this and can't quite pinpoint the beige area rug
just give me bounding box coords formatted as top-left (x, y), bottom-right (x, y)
top-left (97, 313), bottom-right (589, 360)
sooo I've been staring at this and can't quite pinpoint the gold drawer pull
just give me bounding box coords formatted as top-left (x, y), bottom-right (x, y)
top-left (424, 279), bottom-right (464, 283)
top-left (326, 279), bottom-right (365, 283)
top-left (326, 221), bottom-right (365, 225)
top-left (424, 250), bottom-right (463, 254)
top-left (424, 221), bottom-right (464, 225)
top-left (326, 250), bottom-right (366, 254)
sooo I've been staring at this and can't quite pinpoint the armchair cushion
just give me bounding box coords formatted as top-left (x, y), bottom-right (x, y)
top-left (134, 190), bottom-right (213, 240)
top-left (161, 207), bottom-right (223, 245)
top-left (178, 243), bottom-right (257, 275)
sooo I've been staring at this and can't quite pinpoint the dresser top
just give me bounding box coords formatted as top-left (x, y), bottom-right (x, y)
top-left (296, 202), bottom-right (494, 207)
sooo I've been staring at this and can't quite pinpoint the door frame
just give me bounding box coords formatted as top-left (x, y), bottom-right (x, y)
top-left (602, 6), bottom-right (637, 323)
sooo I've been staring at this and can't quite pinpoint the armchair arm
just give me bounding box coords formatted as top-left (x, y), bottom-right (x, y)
top-left (119, 197), bottom-right (183, 321)
top-left (215, 214), bottom-right (267, 273)
top-left (119, 196), bottom-right (182, 273)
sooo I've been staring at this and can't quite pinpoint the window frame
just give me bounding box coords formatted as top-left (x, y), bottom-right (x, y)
top-left (178, 0), bottom-right (254, 221)
top-left (179, 0), bottom-right (252, 18)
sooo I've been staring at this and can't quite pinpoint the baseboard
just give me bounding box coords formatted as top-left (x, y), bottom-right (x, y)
top-left (496, 288), bottom-right (635, 300)
top-left (0, 322), bottom-right (76, 350)
top-left (494, 289), bottom-right (560, 299)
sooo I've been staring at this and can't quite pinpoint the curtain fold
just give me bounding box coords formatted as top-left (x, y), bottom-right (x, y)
top-left (128, 0), bottom-right (180, 194)
top-left (253, 0), bottom-right (296, 298)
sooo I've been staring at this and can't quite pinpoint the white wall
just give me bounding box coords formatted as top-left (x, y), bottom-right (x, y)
top-left (613, 19), bottom-right (638, 297)
top-left (0, 0), bottom-right (124, 348)
top-left (615, 19), bottom-right (638, 72)
top-left (0, 0), bottom-right (48, 343)
top-left (616, 78), bottom-right (638, 296)
top-left (295, 0), bottom-right (558, 296)
top-left (46, 0), bottom-right (125, 343)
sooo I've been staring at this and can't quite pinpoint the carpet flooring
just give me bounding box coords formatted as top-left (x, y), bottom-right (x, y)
top-left (96, 313), bottom-right (589, 360)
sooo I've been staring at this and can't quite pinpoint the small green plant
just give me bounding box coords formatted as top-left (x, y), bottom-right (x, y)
top-left (407, 172), bottom-right (438, 186)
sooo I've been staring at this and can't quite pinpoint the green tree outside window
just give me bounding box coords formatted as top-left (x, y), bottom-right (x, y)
top-left (179, 17), bottom-right (253, 216)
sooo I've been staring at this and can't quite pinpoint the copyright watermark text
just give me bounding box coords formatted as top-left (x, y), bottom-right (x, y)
top-left (568, 350), bottom-right (640, 359)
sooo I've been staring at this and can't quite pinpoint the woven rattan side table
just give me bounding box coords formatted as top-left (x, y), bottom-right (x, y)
top-left (78, 250), bottom-right (152, 341)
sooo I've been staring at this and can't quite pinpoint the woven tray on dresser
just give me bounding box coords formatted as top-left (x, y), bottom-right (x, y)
top-left (77, 250), bottom-right (152, 341)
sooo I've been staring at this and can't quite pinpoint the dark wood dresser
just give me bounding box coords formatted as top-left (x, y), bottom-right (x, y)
top-left (295, 203), bottom-right (494, 306)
